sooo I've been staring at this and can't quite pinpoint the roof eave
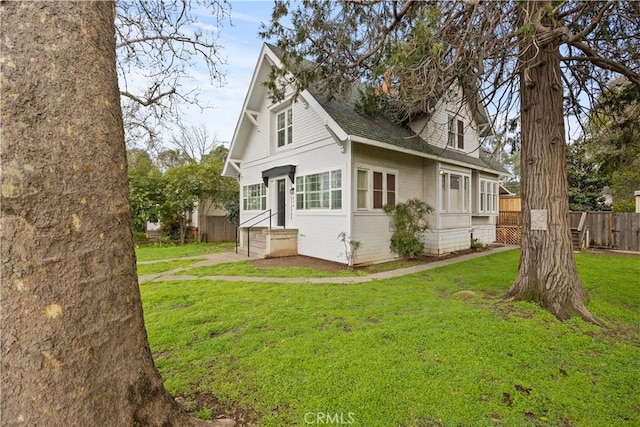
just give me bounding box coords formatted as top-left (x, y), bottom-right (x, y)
top-left (349, 135), bottom-right (505, 175)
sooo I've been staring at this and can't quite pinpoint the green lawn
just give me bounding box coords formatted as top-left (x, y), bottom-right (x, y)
top-left (174, 260), bottom-right (365, 278)
top-left (141, 250), bottom-right (640, 426)
top-left (135, 242), bottom-right (235, 261)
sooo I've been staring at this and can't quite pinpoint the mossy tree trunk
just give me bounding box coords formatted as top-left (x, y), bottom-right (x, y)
top-left (504, 1), bottom-right (599, 325)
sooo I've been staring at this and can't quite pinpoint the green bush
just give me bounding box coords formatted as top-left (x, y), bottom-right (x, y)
top-left (133, 231), bottom-right (149, 241)
top-left (384, 198), bottom-right (433, 259)
top-left (470, 238), bottom-right (486, 251)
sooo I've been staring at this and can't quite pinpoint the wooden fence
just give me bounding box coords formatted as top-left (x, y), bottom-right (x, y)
top-left (499, 196), bottom-right (521, 212)
top-left (497, 211), bottom-right (640, 251)
top-left (199, 215), bottom-right (237, 242)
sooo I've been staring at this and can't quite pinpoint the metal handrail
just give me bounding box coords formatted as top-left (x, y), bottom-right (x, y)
top-left (236, 209), bottom-right (271, 254)
top-left (245, 210), bottom-right (284, 257)
top-left (236, 209), bottom-right (284, 256)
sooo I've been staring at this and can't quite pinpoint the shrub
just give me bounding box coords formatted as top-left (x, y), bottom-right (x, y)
top-left (133, 231), bottom-right (149, 242)
top-left (384, 198), bottom-right (433, 259)
top-left (471, 238), bottom-right (486, 251)
top-left (337, 232), bottom-right (362, 268)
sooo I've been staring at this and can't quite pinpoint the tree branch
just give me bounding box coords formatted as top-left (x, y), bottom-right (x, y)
top-left (565, 1), bottom-right (614, 43)
top-left (120, 88), bottom-right (177, 107)
top-left (564, 40), bottom-right (640, 88)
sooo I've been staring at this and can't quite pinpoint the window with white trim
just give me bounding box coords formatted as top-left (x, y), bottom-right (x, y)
top-left (243, 183), bottom-right (266, 211)
top-left (357, 168), bottom-right (397, 210)
top-left (447, 115), bottom-right (464, 149)
top-left (357, 169), bottom-right (368, 209)
top-left (441, 171), bottom-right (470, 212)
top-left (276, 107), bottom-right (293, 148)
top-left (479, 179), bottom-right (498, 213)
top-left (295, 169), bottom-right (342, 210)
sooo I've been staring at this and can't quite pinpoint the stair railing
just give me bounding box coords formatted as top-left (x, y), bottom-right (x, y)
top-left (236, 209), bottom-right (282, 257)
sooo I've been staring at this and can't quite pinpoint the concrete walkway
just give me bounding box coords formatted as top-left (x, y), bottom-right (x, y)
top-left (138, 245), bottom-right (518, 284)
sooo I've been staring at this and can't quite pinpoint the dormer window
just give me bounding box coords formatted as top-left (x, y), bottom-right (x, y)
top-left (277, 107), bottom-right (293, 148)
top-left (447, 115), bottom-right (464, 149)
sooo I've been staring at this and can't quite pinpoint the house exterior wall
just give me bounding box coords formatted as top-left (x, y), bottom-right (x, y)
top-left (237, 93), bottom-right (352, 263)
top-left (408, 86), bottom-right (482, 158)
top-left (471, 224), bottom-right (496, 245)
top-left (349, 144), bottom-right (499, 261)
top-left (424, 228), bottom-right (472, 255)
top-left (351, 144), bottom-right (425, 264)
top-left (229, 45), bottom-right (505, 264)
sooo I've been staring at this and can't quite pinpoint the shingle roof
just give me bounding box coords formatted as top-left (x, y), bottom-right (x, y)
top-left (313, 91), bottom-right (508, 174)
top-left (265, 43), bottom-right (507, 174)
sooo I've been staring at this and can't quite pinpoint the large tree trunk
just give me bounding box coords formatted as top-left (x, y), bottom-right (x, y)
top-left (504, 1), bottom-right (598, 324)
top-left (1, 3), bottom-right (232, 425)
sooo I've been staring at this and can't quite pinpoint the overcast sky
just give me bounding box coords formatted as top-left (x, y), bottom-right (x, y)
top-left (178, 1), bottom-right (277, 145)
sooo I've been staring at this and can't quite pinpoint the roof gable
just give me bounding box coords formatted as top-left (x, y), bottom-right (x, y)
top-left (224, 43), bottom-right (507, 177)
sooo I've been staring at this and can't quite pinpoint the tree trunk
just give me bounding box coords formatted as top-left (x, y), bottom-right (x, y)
top-left (1, 3), bottom-right (232, 425)
top-left (504, 1), bottom-right (599, 324)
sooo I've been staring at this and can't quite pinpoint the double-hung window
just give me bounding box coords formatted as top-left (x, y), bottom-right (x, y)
top-left (479, 179), bottom-right (498, 214)
top-left (441, 171), bottom-right (470, 212)
top-left (295, 169), bottom-right (342, 210)
top-left (357, 170), bottom-right (368, 209)
top-left (357, 168), bottom-right (397, 210)
top-left (243, 183), bottom-right (266, 211)
top-left (276, 107), bottom-right (293, 148)
top-left (447, 115), bottom-right (464, 149)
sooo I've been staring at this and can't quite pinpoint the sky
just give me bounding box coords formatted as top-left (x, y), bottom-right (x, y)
top-left (158, 0), bottom-right (587, 148)
top-left (177, 0), bottom-right (278, 145)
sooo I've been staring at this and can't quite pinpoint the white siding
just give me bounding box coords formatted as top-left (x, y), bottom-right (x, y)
top-left (297, 213), bottom-right (350, 263)
top-left (241, 97), bottom-right (271, 164)
top-left (408, 85), bottom-right (482, 158)
top-left (471, 225), bottom-right (496, 245)
top-left (351, 144), bottom-right (425, 264)
top-left (237, 95), bottom-right (352, 263)
top-left (424, 228), bottom-right (472, 255)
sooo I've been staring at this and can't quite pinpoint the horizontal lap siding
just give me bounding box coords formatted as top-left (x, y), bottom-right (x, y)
top-left (352, 144), bottom-right (425, 264)
top-left (243, 97), bottom-right (270, 163)
top-left (471, 225), bottom-right (496, 244)
top-left (239, 97), bottom-right (344, 228)
top-left (352, 144), bottom-right (425, 199)
top-left (424, 228), bottom-right (472, 255)
top-left (351, 213), bottom-right (396, 264)
top-left (296, 213), bottom-right (350, 263)
top-left (408, 86), bottom-right (481, 158)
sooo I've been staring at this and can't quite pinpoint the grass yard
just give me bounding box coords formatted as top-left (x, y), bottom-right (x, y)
top-left (141, 250), bottom-right (640, 426)
top-left (173, 260), bottom-right (365, 278)
top-left (135, 241), bottom-right (235, 262)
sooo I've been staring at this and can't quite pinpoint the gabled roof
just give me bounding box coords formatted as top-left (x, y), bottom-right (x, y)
top-left (223, 43), bottom-right (508, 177)
top-left (312, 90), bottom-right (507, 174)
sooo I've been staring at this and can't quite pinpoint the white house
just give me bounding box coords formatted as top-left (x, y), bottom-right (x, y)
top-left (223, 44), bottom-right (508, 265)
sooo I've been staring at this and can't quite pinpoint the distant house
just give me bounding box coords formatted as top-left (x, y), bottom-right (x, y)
top-left (223, 43), bottom-right (508, 264)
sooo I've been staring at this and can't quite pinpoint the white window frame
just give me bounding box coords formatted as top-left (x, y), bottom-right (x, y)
top-left (440, 170), bottom-right (470, 213)
top-left (242, 183), bottom-right (267, 211)
top-left (479, 179), bottom-right (499, 214)
top-left (447, 114), bottom-right (464, 150)
top-left (356, 166), bottom-right (397, 211)
top-left (295, 169), bottom-right (342, 211)
top-left (356, 169), bottom-right (369, 210)
top-left (275, 107), bottom-right (293, 148)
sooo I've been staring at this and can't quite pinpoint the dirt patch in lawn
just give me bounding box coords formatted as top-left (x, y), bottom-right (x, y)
top-left (252, 248), bottom-right (482, 273)
top-left (178, 392), bottom-right (258, 426)
top-left (252, 255), bottom-right (348, 272)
